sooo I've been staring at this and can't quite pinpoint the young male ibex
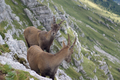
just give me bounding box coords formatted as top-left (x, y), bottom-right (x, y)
top-left (27, 34), bottom-right (76, 80)
top-left (24, 16), bottom-right (64, 52)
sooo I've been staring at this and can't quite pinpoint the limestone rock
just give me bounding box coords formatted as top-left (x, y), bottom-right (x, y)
top-left (79, 76), bottom-right (84, 80)
top-left (56, 69), bottom-right (72, 80)
top-left (99, 64), bottom-right (109, 75)
top-left (12, 0), bottom-right (18, 5)
top-left (23, 0), bottom-right (52, 30)
top-left (24, 8), bottom-right (41, 28)
top-left (61, 60), bottom-right (70, 69)
top-left (0, 35), bottom-right (5, 45)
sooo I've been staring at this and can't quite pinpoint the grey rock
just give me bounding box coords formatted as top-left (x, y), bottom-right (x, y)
top-left (61, 60), bottom-right (70, 69)
top-left (93, 68), bottom-right (97, 73)
top-left (56, 69), bottom-right (72, 80)
top-left (73, 58), bottom-right (81, 67)
top-left (12, 0), bottom-right (18, 5)
top-left (22, 0), bottom-right (52, 30)
top-left (54, 5), bottom-right (58, 11)
top-left (99, 64), bottom-right (109, 75)
top-left (87, 56), bottom-right (91, 60)
top-left (93, 75), bottom-right (98, 80)
top-left (0, 35), bottom-right (5, 45)
top-left (4, 31), bottom-right (27, 61)
top-left (107, 73), bottom-right (114, 80)
top-left (57, 36), bottom-right (67, 46)
top-left (79, 76), bottom-right (84, 80)
top-left (24, 8), bottom-right (41, 27)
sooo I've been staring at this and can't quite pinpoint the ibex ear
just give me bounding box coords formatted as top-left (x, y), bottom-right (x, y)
top-left (67, 34), bottom-right (70, 46)
top-left (62, 41), bottom-right (66, 47)
top-left (69, 37), bottom-right (76, 49)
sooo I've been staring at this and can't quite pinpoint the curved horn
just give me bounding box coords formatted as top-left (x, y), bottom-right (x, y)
top-left (58, 20), bottom-right (64, 26)
top-left (53, 16), bottom-right (56, 24)
top-left (70, 37), bottom-right (76, 49)
top-left (67, 34), bottom-right (70, 46)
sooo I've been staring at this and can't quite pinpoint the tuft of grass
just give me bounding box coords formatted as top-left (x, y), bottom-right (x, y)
top-left (0, 32), bottom-right (5, 39)
top-left (0, 44), bottom-right (10, 53)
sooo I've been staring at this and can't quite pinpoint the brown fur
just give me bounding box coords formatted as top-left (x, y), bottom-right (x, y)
top-left (24, 16), bottom-right (64, 52)
top-left (27, 34), bottom-right (76, 80)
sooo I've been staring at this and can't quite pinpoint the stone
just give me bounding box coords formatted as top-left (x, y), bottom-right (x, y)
top-left (56, 69), bottom-right (72, 80)
top-left (57, 36), bottom-right (67, 46)
top-left (12, 0), bottom-right (18, 5)
top-left (73, 58), bottom-right (81, 67)
top-left (61, 60), bottom-right (70, 69)
top-left (93, 75), bottom-right (98, 80)
top-left (24, 8), bottom-right (41, 28)
top-left (94, 68), bottom-right (97, 73)
top-left (79, 76), bottom-right (84, 80)
top-left (99, 64), bottom-right (109, 75)
top-left (87, 56), bottom-right (91, 60)
top-left (0, 35), bottom-right (5, 45)
top-left (107, 73), bottom-right (114, 80)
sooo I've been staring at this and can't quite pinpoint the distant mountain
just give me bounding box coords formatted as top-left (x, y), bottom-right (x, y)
top-left (113, 0), bottom-right (120, 5)
top-left (90, 0), bottom-right (120, 15)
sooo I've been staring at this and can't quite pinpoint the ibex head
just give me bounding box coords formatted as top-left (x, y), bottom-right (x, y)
top-left (51, 16), bottom-right (64, 36)
top-left (62, 34), bottom-right (76, 63)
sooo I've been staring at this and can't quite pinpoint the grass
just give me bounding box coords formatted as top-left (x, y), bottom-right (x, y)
top-left (0, 44), bottom-right (10, 53)
top-left (0, 64), bottom-right (38, 80)
top-left (63, 67), bottom-right (82, 80)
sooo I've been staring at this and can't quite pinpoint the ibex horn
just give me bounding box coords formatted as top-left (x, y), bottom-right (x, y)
top-left (58, 20), bottom-right (64, 26)
top-left (70, 37), bottom-right (76, 49)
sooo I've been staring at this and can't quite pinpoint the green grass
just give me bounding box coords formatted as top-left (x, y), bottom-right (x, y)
top-left (0, 44), bottom-right (10, 53)
top-left (64, 67), bottom-right (82, 80)
top-left (0, 64), bottom-right (38, 80)
top-left (51, 0), bottom-right (120, 60)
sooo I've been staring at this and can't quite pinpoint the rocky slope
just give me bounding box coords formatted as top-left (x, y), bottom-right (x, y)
top-left (0, 0), bottom-right (120, 80)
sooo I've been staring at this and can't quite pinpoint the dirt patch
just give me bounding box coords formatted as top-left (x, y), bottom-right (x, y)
top-left (0, 70), bottom-right (5, 80)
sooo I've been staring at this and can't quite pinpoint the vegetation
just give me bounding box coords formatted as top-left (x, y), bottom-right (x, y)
top-left (0, 64), bottom-right (38, 80)
top-left (90, 0), bottom-right (120, 15)
top-left (0, 44), bottom-right (10, 53)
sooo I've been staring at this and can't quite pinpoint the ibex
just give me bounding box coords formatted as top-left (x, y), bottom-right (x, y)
top-left (27, 34), bottom-right (76, 80)
top-left (24, 16), bottom-right (64, 52)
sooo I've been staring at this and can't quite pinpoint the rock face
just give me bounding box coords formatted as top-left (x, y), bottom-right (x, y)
top-left (24, 8), bottom-right (41, 28)
top-left (21, 0), bottom-right (53, 31)
top-left (0, 0), bottom-right (12, 22)
top-left (3, 31), bottom-right (27, 62)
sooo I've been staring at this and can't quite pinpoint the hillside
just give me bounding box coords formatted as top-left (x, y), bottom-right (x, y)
top-left (113, 0), bottom-right (120, 5)
top-left (90, 0), bottom-right (120, 15)
top-left (0, 0), bottom-right (120, 80)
